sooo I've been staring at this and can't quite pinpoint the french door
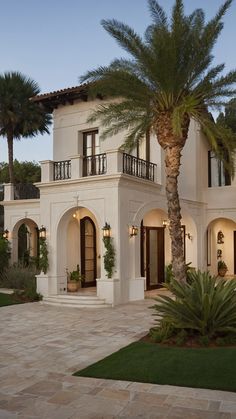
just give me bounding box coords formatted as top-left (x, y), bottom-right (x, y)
top-left (83, 131), bottom-right (100, 176)
top-left (141, 226), bottom-right (165, 289)
top-left (80, 217), bottom-right (97, 287)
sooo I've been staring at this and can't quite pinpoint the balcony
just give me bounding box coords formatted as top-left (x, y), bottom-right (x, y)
top-left (39, 151), bottom-right (158, 185)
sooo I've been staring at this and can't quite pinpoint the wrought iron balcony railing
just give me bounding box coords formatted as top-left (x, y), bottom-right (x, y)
top-left (83, 153), bottom-right (107, 177)
top-left (122, 153), bottom-right (156, 182)
top-left (14, 184), bottom-right (40, 200)
top-left (54, 160), bottom-right (71, 180)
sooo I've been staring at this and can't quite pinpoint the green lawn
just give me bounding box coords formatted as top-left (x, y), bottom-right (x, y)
top-left (74, 341), bottom-right (236, 392)
top-left (0, 292), bottom-right (20, 307)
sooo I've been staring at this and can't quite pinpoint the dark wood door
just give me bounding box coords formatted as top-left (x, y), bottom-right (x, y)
top-left (80, 217), bottom-right (97, 287)
top-left (142, 226), bottom-right (165, 289)
top-left (234, 231), bottom-right (236, 275)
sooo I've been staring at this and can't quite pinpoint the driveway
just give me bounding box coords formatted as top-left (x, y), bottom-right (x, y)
top-left (0, 300), bottom-right (236, 418)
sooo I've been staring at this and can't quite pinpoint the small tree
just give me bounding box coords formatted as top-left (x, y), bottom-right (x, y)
top-left (0, 160), bottom-right (41, 184)
top-left (0, 72), bottom-right (51, 184)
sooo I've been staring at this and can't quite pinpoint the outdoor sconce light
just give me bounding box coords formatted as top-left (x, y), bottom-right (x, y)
top-left (102, 222), bottom-right (111, 238)
top-left (129, 225), bottom-right (138, 237)
top-left (162, 220), bottom-right (169, 228)
top-left (39, 225), bottom-right (46, 240)
top-left (73, 213), bottom-right (77, 218)
top-left (3, 229), bottom-right (9, 239)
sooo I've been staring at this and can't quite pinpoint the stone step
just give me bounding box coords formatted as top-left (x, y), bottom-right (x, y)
top-left (41, 294), bottom-right (111, 308)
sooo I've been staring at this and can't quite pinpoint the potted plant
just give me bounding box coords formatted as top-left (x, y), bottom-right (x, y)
top-left (67, 265), bottom-right (84, 292)
top-left (218, 260), bottom-right (228, 277)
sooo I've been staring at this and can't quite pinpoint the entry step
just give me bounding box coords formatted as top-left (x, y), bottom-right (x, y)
top-left (41, 294), bottom-right (111, 308)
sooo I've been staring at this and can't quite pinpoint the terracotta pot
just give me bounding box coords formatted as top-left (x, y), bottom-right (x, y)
top-left (67, 281), bottom-right (79, 292)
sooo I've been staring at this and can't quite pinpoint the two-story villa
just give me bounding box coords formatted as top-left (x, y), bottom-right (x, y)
top-left (2, 84), bottom-right (236, 307)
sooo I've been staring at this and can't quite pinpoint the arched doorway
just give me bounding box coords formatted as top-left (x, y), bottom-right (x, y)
top-left (56, 206), bottom-right (100, 292)
top-left (12, 218), bottom-right (39, 264)
top-left (80, 216), bottom-right (97, 287)
top-left (207, 217), bottom-right (236, 276)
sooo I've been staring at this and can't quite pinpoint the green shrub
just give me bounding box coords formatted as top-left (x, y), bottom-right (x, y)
top-left (38, 239), bottom-right (49, 274)
top-left (164, 262), bottom-right (193, 284)
top-left (0, 264), bottom-right (37, 290)
top-left (0, 264), bottom-right (41, 302)
top-left (198, 335), bottom-right (210, 347)
top-left (13, 284), bottom-right (42, 302)
top-left (152, 271), bottom-right (236, 339)
top-left (150, 320), bottom-right (175, 343)
top-left (0, 237), bottom-right (11, 274)
top-left (164, 264), bottom-right (174, 284)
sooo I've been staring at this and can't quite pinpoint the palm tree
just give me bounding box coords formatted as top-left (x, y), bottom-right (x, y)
top-left (81, 0), bottom-right (236, 282)
top-left (0, 72), bottom-right (51, 184)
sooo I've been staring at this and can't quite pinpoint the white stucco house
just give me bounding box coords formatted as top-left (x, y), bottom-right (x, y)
top-left (2, 84), bottom-right (236, 307)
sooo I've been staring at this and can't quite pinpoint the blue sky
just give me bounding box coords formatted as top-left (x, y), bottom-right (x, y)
top-left (0, 0), bottom-right (235, 163)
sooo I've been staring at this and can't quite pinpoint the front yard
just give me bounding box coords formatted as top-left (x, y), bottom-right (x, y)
top-left (75, 341), bottom-right (236, 392)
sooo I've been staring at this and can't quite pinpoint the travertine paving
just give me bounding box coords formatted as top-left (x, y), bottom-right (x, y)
top-left (0, 300), bottom-right (236, 418)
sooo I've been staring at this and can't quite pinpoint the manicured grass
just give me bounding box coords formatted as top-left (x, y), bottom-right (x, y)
top-left (0, 292), bottom-right (20, 307)
top-left (74, 341), bottom-right (236, 392)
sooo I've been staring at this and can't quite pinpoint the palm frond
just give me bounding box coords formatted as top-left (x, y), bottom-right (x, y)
top-left (148, 0), bottom-right (168, 28)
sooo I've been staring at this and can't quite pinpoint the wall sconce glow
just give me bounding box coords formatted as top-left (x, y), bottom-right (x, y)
top-left (129, 225), bottom-right (138, 237)
top-left (102, 222), bottom-right (111, 238)
top-left (39, 226), bottom-right (46, 240)
top-left (185, 232), bottom-right (193, 241)
top-left (162, 220), bottom-right (169, 228)
top-left (3, 229), bottom-right (9, 239)
top-left (73, 213), bottom-right (77, 218)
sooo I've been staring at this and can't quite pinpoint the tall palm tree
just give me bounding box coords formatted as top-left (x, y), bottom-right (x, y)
top-left (0, 72), bottom-right (51, 184)
top-left (81, 0), bottom-right (236, 282)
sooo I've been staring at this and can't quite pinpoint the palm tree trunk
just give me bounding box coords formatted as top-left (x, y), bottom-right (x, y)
top-left (7, 132), bottom-right (15, 184)
top-left (165, 144), bottom-right (186, 282)
top-left (155, 111), bottom-right (190, 282)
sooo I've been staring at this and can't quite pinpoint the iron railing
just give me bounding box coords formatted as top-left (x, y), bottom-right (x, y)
top-left (14, 184), bottom-right (40, 200)
top-left (123, 153), bottom-right (156, 182)
top-left (54, 160), bottom-right (71, 180)
top-left (83, 153), bottom-right (107, 177)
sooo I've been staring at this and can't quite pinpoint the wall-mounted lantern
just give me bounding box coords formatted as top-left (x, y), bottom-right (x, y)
top-left (102, 222), bottom-right (111, 238)
top-left (2, 229), bottom-right (9, 239)
top-left (162, 219), bottom-right (170, 228)
top-left (39, 225), bottom-right (46, 240)
top-left (129, 225), bottom-right (138, 237)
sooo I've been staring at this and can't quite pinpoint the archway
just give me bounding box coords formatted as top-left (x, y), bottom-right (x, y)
top-left (56, 206), bottom-right (101, 292)
top-left (207, 217), bottom-right (236, 276)
top-left (134, 205), bottom-right (197, 288)
top-left (12, 218), bottom-right (39, 264)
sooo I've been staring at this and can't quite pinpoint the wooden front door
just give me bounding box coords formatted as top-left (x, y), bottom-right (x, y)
top-left (141, 226), bottom-right (165, 289)
top-left (80, 217), bottom-right (97, 287)
top-left (234, 231), bottom-right (236, 275)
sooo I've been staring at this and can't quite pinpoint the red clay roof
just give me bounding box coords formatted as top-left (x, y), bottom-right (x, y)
top-left (31, 83), bottom-right (90, 111)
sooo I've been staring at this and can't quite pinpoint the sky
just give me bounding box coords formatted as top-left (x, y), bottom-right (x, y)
top-left (0, 0), bottom-right (235, 164)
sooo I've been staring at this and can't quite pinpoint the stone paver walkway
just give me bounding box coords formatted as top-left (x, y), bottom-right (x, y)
top-left (0, 300), bottom-right (236, 418)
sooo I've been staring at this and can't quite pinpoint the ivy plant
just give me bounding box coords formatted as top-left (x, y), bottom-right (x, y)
top-left (38, 239), bottom-right (49, 274)
top-left (103, 236), bottom-right (115, 278)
